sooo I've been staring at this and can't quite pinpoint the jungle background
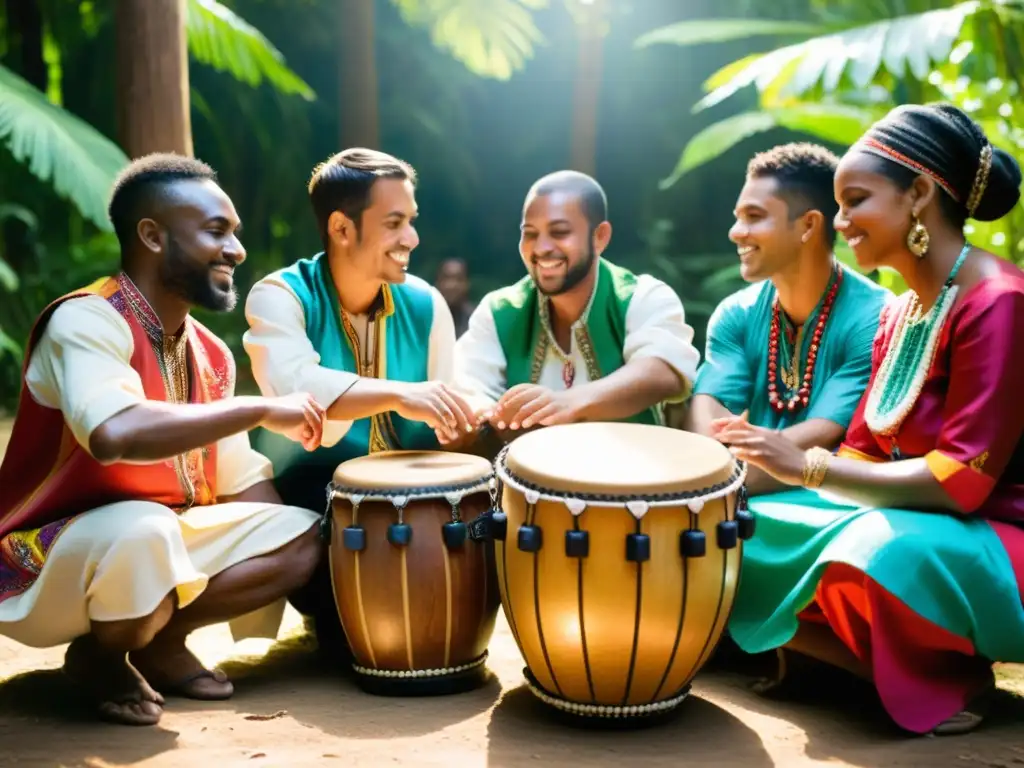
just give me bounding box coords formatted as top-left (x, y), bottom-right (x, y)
top-left (1, 0), bottom-right (1022, 409)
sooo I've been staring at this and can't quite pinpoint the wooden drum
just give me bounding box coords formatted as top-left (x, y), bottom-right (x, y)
top-left (493, 423), bottom-right (752, 722)
top-left (328, 450), bottom-right (501, 695)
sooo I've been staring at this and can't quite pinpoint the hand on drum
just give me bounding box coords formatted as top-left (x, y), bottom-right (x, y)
top-left (261, 392), bottom-right (326, 451)
top-left (712, 413), bottom-right (804, 486)
top-left (394, 381), bottom-right (478, 442)
top-left (489, 384), bottom-right (586, 432)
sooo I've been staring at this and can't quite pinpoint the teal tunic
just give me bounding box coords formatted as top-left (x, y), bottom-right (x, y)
top-left (692, 267), bottom-right (890, 430)
top-left (253, 253), bottom-right (439, 511)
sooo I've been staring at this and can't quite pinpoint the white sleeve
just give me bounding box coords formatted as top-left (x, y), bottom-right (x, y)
top-left (428, 286), bottom-right (457, 382)
top-left (25, 296), bottom-right (145, 455)
top-left (212, 357), bottom-right (273, 497)
top-left (452, 299), bottom-right (507, 412)
top-left (623, 276), bottom-right (701, 401)
top-left (243, 275), bottom-right (357, 445)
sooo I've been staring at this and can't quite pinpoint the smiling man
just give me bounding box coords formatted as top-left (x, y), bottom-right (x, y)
top-left (0, 154), bottom-right (328, 726)
top-left (452, 170), bottom-right (699, 450)
top-left (685, 143), bottom-right (890, 495)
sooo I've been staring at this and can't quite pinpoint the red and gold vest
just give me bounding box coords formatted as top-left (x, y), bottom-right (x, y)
top-left (0, 274), bottom-right (234, 603)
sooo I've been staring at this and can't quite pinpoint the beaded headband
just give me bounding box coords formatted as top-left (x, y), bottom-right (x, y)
top-left (856, 136), bottom-right (993, 218)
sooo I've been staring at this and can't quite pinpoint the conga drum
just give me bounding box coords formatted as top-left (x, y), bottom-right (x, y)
top-left (493, 423), bottom-right (752, 721)
top-left (328, 450), bottom-right (501, 695)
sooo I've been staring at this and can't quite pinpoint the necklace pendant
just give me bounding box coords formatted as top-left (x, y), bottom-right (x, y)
top-left (562, 360), bottom-right (576, 389)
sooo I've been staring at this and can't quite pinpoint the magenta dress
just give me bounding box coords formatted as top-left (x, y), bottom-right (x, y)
top-left (728, 258), bottom-right (1024, 733)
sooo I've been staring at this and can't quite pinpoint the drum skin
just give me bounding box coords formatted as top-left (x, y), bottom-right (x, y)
top-left (329, 453), bottom-right (500, 679)
top-left (494, 423), bottom-right (746, 712)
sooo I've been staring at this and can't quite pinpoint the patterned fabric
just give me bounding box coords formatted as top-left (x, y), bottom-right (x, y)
top-left (729, 259), bottom-right (1024, 733)
top-left (0, 274), bottom-right (232, 604)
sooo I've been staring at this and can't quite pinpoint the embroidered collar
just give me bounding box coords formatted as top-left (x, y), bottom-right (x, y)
top-left (117, 272), bottom-right (189, 347)
top-left (537, 263), bottom-right (600, 332)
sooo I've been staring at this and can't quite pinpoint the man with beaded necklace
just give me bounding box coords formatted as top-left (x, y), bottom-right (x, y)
top-left (686, 143), bottom-right (891, 495)
top-left (451, 170), bottom-right (700, 450)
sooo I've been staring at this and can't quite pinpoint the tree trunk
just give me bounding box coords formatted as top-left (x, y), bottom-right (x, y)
top-left (5, 0), bottom-right (46, 93)
top-left (569, 0), bottom-right (607, 176)
top-left (337, 0), bottom-right (379, 150)
top-left (115, 0), bottom-right (193, 158)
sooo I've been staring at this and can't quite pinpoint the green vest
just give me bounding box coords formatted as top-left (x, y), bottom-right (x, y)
top-left (488, 258), bottom-right (659, 425)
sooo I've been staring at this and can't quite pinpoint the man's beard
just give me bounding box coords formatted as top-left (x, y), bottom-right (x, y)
top-left (160, 236), bottom-right (237, 313)
top-left (533, 242), bottom-right (594, 297)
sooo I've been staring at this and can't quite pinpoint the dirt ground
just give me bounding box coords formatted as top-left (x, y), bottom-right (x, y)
top-left (0, 421), bottom-right (1022, 768)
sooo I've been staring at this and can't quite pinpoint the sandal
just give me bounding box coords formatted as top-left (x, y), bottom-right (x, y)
top-left (931, 684), bottom-right (994, 736)
top-left (154, 667), bottom-right (234, 701)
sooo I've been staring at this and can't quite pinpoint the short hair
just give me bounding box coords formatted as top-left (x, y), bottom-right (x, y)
top-left (107, 153), bottom-right (217, 248)
top-left (526, 170), bottom-right (608, 231)
top-left (853, 102), bottom-right (1021, 227)
top-left (308, 148), bottom-right (417, 248)
top-left (747, 143), bottom-right (840, 246)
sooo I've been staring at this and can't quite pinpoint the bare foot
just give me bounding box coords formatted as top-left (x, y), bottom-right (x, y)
top-left (131, 639), bottom-right (234, 701)
top-left (63, 636), bottom-right (164, 726)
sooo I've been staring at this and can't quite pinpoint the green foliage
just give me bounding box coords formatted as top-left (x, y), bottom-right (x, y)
top-left (186, 0), bottom-right (315, 99)
top-left (0, 63), bottom-right (128, 230)
top-left (391, 0), bottom-right (547, 80)
top-left (634, 18), bottom-right (826, 49)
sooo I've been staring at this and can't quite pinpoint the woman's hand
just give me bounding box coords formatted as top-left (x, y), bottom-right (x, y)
top-left (712, 413), bottom-right (806, 487)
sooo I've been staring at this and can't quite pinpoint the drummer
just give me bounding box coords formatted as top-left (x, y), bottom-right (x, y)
top-left (685, 143), bottom-right (890, 495)
top-left (451, 170), bottom-right (700, 451)
top-left (243, 148), bottom-right (477, 514)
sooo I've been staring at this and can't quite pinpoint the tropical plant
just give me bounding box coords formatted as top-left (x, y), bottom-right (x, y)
top-left (635, 0), bottom-right (1024, 267)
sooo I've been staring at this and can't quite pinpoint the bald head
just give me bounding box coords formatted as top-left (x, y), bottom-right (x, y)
top-left (525, 170), bottom-right (608, 232)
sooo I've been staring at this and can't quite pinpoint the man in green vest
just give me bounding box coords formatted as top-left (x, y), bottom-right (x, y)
top-left (242, 148), bottom-right (477, 653)
top-left (451, 170), bottom-right (699, 449)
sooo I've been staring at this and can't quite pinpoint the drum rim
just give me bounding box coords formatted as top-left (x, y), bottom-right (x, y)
top-left (328, 473), bottom-right (495, 505)
top-left (494, 444), bottom-right (746, 509)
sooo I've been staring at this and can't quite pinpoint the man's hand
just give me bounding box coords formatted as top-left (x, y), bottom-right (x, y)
top-left (490, 384), bottom-right (588, 432)
top-left (394, 381), bottom-right (478, 442)
top-left (260, 392), bottom-right (326, 452)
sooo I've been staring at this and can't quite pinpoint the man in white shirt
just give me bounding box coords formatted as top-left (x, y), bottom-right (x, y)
top-left (242, 148), bottom-right (477, 653)
top-left (0, 153), bottom-right (327, 726)
top-left (452, 170), bottom-right (700, 450)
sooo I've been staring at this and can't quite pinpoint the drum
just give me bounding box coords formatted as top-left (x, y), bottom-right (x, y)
top-left (493, 423), bottom-right (752, 722)
top-left (328, 450), bottom-right (501, 695)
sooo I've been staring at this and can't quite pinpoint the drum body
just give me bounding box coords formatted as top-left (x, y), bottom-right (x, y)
top-left (329, 450), bottom-right (501, 695)
top-left (493, 423), bottom-right (752, 721)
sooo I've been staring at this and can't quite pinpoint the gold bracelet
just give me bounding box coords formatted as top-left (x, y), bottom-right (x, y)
top-left (802, 446), bottom-right (832, 488)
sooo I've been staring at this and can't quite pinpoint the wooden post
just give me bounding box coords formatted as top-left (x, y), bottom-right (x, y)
top-left (337, 0), bottom-right (380, 150)
top-left (115, 0), bottom-right (193, 158)
top-left (569, 0), bottom-right (608, 177)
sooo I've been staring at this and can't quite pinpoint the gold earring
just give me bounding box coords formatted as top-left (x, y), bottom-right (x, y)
top-left (907, 213), bottom-right (929, 258)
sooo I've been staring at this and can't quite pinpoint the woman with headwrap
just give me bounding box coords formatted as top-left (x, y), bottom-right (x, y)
top-left (714, 103), bottom-right (1024, 735)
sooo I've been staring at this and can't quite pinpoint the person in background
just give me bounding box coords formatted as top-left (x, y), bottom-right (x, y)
top-left (435, 257), bottom-right (476, 338)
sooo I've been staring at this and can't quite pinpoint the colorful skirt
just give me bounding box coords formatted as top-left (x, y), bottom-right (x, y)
top-left (727, 489), bottom-right (1024, 733)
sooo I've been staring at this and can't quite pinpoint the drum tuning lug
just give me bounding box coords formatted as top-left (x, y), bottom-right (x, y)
top-left (318, 513), bottom-right (332, 542)
top-left (680, 529), bottom-right (706, 558)
top-left (717, 520), bottom-right (739, 550)
top-left (517, 524), bottom-right (542, 553)
top-left (736, 509), bottom-right (756, 540)
top-left (343, 525), bottom-right (366, 551)
top-left (626, 533), bottom-right (651, 563)
top-left (443, 521), bottom-right (468, 548)
top-left (491, 510), bottom-right (507, 541)
top-left (564, 530), bottom-right (589, 558)
top-left (388, 522), bottom-right (413, 547)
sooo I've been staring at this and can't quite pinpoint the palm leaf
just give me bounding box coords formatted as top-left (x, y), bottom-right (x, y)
top-left (391, 0), bottom-right (545, 80)
top-left (695, 2), bottom-right (979, 112)
top-left (186, 0), bottom-right (315, 100)
top-left (0, 64), bottom-right (127, 230)
top-left (634, 19), bottom-right (827, 49)
top-left (662, 103), bottom-right (878, 186)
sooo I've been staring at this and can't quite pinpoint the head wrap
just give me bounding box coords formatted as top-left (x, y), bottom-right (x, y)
top-left (853, 104), bottom-right (993, 219)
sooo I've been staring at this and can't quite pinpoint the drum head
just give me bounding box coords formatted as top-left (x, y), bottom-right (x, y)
top-left (333, 450), bottom-right (492, 491)
top-left (503, 423), bottom-right (735, 495)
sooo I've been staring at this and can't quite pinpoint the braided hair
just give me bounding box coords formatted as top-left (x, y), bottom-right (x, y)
top-left (851, 103), bottom-right (1021, 226)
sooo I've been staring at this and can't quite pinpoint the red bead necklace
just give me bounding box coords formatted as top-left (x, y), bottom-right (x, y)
top-left (767, 267), bottom-right (843, 414)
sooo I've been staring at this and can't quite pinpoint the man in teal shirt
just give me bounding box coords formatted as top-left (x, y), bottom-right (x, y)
top-left (686, 143), bottom-right (890, 496)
